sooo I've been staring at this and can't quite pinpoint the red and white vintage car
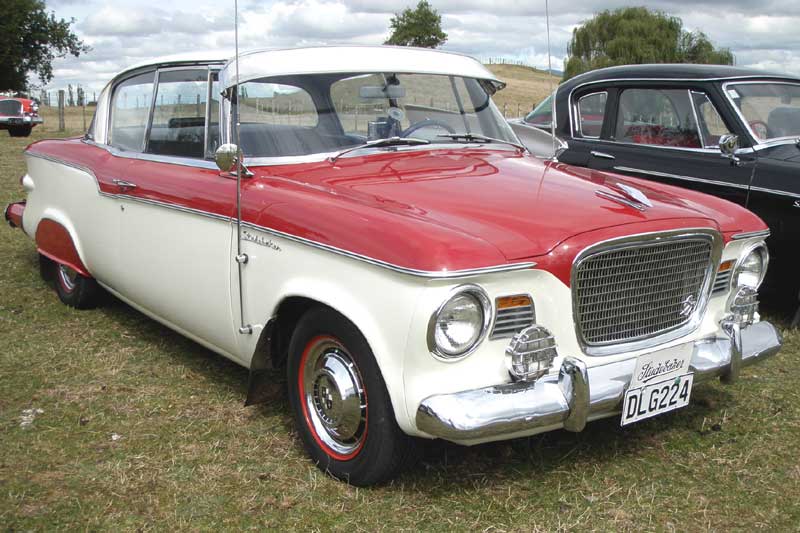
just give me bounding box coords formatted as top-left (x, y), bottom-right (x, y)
top-left (5, 47), bottom-right (782, 485)
top-left (0, 96), bottom-right (43, 137)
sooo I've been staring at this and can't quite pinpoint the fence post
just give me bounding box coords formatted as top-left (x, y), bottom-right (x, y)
top-left (517, 103), bottom-right (520, 118)
top-left (196, 94), bottom-right (201, 116)
top-left (502, 103), bottom-right (507, 117)
top-left (82, 101), bottom-right (86, 131)
top-left (58, 90), bottom-right (65, 132)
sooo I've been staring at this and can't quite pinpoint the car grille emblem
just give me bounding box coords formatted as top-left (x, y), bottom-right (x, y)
top-left (679, 294), bottom-right (698, 318)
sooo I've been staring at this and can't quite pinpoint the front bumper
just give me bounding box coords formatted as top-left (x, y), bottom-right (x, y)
top-left (0, 115), bottom-right (42, 127)
top-left (416, 320), bottom-right (782, 442)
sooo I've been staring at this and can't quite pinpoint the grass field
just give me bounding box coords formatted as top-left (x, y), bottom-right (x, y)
top-left (1, 102), bottom-right (800, 532)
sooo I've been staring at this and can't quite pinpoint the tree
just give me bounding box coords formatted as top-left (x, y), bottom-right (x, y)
top-left (385, 0), bottom-right (447, 48)
top-left (563, 7), bottom-right (733, 80)
top-left (0, 0), bottom-right (89, 92)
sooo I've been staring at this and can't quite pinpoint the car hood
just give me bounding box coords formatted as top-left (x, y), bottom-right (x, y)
top-left (248, 148), bottom-right (755, 273)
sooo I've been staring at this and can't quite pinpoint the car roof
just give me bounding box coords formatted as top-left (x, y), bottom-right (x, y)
top-left (560, 63), bottom-right (799, 92)
top-left (114, 46), bottom-right (504, 90)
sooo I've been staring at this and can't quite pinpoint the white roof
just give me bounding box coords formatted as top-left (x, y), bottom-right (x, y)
top-left (218, 46), bottom-right (505, 89)
top-left (117, 50), bottom-right (231, 77)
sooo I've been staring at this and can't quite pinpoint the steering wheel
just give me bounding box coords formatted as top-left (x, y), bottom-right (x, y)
top-left (401, 118), bottom-right (456, 138)
top-left (749, 120), bottom-right (769, 140)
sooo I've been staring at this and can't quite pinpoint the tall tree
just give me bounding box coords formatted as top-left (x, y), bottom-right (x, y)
top-left (0, 0), bottom-right (89, 92)
top-left (385, 0), bottom-right (447, 48)
top-left (563, 7), bottom-right (733, 80)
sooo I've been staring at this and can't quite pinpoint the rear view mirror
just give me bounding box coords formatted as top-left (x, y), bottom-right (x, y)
top-left (359, 85), bottom-right (406, 99)
top-left (215, 143), bottom-right (239, 172)
top-left (719, 134), bottom-right (739, 155)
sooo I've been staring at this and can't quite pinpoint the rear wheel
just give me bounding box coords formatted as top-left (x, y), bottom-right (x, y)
top-left (287, 307), bottom-right (416, 485)
top-left (49, 261), bottom-right (100, 309)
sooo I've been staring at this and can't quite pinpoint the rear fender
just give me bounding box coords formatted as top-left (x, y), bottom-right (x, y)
top-left (34, 218), bottom-right (91, 277)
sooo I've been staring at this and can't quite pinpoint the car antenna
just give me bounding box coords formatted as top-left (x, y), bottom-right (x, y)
top-left (545, 0), bottom-right (557, 161)
top-left (234, 0), bottom-right (252, 335)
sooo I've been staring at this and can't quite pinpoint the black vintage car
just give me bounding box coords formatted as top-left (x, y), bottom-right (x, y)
top-left (510, 64), bottom-right (800, 320)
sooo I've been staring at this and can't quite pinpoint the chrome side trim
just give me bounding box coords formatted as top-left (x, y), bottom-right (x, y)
top-left (26, 150), bottom-right (536, 279)
top-left (749, 186), bottom-right (800, 200)
top-left (83, 140), bottom-right (219, 170)
top-left (613, 165), bottom-right (749, 190)
top-left (731, 229), bottom-right (771, 240)
top-left (240, 221), bottom-right (536, 279)
top-left (571, 228), bottom-right (723, 357)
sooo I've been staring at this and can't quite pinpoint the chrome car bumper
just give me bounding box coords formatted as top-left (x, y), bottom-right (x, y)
top-left (416, 320), bottom-right (782, 442)
top-left (0, 116), bottom-right (43, 125)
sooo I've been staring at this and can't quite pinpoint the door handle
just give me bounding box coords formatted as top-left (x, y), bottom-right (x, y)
top-left (112, 179), bottom-right (137, 191)
top-left (590, 151), bottom-right (615, 160)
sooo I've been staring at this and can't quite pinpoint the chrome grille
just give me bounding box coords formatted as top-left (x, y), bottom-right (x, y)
top-left (573, 237), bottom-right (713, 347)
top-left (712, 268), bottom-right (732, 294)
top-left (0, 100), bottom-right (22, 116)
top-left (490, 300), bottom-right (535, 340)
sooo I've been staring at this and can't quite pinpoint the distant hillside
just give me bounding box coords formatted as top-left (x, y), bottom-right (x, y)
top-left (485, 63), bottom-right (561, 118)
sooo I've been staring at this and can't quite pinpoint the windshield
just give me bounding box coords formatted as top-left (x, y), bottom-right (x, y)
top-left (726, 82), bottom-right (800, 142)
top-left (233, 72), bottom-right (518, 158)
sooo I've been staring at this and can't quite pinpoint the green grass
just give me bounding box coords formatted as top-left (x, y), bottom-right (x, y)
top-left (1, 122), bottom-right (799, 531)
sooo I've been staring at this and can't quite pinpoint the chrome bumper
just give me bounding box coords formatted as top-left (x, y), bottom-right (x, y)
top-left (416, 320), bottom-right (782, 442)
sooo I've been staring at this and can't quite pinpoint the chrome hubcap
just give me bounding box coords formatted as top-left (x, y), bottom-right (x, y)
top-left (302, 338), bottom-right (367, 456)
top-left (57, 264), bottom-right (78, 292)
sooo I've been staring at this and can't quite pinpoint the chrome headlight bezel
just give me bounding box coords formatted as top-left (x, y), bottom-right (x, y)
top-left (427, 284), bottom-right (492, 360)
top-left (733, 242), bottom-right (769, 290)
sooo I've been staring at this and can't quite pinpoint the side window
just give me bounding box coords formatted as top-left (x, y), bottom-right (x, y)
top-left (110, 71), bottom-right (155, 152)
top-left (207, 72), bottom-right (220, 157)
top-left (524, 93), bottom-right (553, 129)
top-left (690, 91), bottom-right (732, 148)
top-left (147, 69), bottom-right (209, 158)
top-left (577, 92), bottom-right (607, 138)
top-left (615, 89), bottom-right (701, 148)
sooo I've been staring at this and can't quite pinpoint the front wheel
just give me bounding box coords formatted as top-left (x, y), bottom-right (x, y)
top-left (287, 307), bottom-right (416, 485)
top-left (8, 126), bottom-right (32, 137)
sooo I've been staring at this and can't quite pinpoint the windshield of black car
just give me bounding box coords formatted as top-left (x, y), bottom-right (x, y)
top-left (232, 72), bottom-right (519, 158)
top-left (726, 82), bottom-right (800, 142)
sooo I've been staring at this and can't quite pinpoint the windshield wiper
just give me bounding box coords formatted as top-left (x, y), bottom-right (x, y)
top-left (328, 136), bottom-right (429, 163)
top-left (436, 133), bottom-right (528, 153)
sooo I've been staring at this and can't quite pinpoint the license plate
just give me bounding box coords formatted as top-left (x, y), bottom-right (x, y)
top-left (621, 373), bottom-right (694, 426)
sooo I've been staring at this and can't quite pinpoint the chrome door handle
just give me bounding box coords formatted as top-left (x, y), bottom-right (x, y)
top-left (112, 179), bottom-right (137, 190)
top-left (590, 151), bottom-right (615, 160)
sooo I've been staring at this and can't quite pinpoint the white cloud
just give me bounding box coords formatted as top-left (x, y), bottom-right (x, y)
top-left (39, 0), bottom-right (800, 96)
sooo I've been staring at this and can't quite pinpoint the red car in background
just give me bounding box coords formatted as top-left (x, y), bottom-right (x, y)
top-left (0, 96), bottom-right (43, 137)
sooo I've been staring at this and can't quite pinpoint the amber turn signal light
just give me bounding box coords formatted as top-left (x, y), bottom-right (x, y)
top-left (496, 294), bottom-right (533, 310)
top-left (718, 259), bottom-right (735, 272)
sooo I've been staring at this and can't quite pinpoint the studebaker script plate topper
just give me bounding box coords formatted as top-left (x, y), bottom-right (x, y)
top-left (5, 46), bottom-right (782, 485)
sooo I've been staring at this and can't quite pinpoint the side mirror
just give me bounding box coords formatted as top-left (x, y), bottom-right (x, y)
top-left (718, 134), bottom-right (741, 166)
top-left (215, 143), bottom-right (239, 173)
top-left (719, 134), bottom-right (739, 155)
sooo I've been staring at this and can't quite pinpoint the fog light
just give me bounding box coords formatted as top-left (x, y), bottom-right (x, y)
top-left (506, 325), bottom-right (557, 381)
top-left (728, 286), bottom-right (759, 326)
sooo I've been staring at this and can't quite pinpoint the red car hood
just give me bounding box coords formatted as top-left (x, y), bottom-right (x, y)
top-left (250, 148), bottom-right (760, 272)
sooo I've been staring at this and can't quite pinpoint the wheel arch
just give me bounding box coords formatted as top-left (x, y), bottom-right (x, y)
top-left (245, 287), bottom-right (411, 431)
top-left (34, 215), bottom-right (91, 277)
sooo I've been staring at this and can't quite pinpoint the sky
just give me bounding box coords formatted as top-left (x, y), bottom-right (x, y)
top-left (41, 0), bottom-right (800, 97)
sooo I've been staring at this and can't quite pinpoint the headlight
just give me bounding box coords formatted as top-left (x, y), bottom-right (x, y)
top-left (733, 243), bottom-right (768, 289)
top-left (428, 285), bottom-right (491, 359)
top-left (31, 103), bottom-right (39, 113)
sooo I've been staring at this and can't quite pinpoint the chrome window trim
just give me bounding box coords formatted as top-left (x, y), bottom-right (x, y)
top-left (83, 139), bottom-right (219, 169)
top-left (688, 90), bottom-right (706, 148)
top-left (574, 91), bottom-right (607, 139)
top-left (426, 284), bottom-right (493, 361)
top-left (566, 74), bottom-right (799, 141)
top-left (689, 90), bottom-right (733, 149)
top-left (573, 136), bottom-right (723, 154)
top-left (722, 80), bottom-right (800, 145)
top-left (570, 228), bottom-right (723, 357)
top-left (612, 165), bottom-right (749, 190)
top-left (26, 150), bottom-right (536, 279)
top-left (108, 68), bottom-right (157, 152)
